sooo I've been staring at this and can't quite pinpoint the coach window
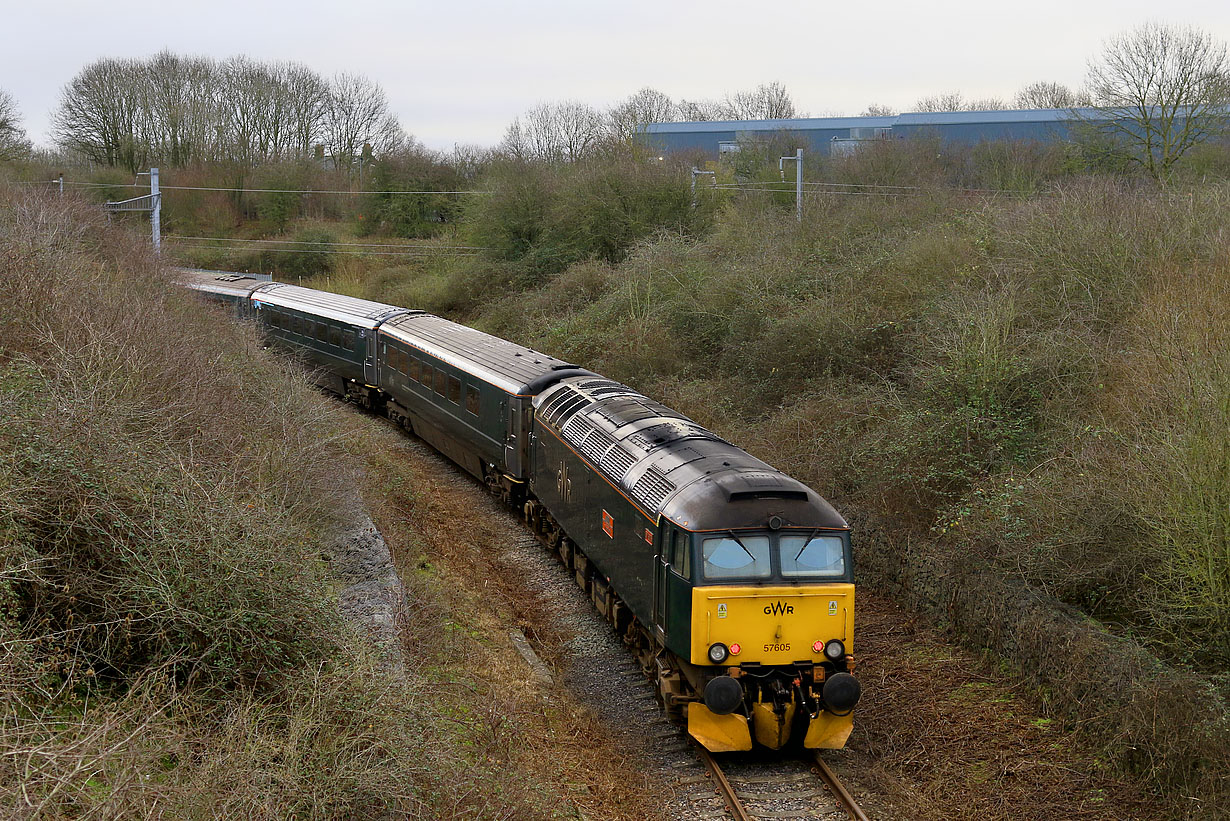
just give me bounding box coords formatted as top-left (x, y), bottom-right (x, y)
top-left (409, 358), bottom-right (421, 382)
top-left (434, 368), bottom-right (446, 396)
top-left (447, 376), bottom-right (461, 404)
top-left (329, 327), bottom-right (341, 347)
top-left (343, 330), bottom-right (356, 351)
top-left (465, 385), bottom-right (480, 415)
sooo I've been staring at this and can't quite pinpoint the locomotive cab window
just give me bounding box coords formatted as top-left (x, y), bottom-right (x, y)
top-left (669, 529), bottom-right (691, 579)
top-left (702, 535), bottom-right (771, 580)
top-left (779, 534), bottom-right (845, 577)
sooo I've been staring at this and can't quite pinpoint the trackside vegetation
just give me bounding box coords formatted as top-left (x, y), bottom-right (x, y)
top-left (0, 191), bottom-right (568, 817)
top-left (309, 140), bottom-right (1228, 811)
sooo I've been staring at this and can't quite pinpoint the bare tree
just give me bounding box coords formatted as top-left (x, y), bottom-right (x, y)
top-left (0, 89), bottom-right (31, 161)
top-left (279, 62), bottom-right (330, 157)
top-left (676, 98), bottom-right (721, 122)
top-left (500, 100), bottom-right (603, 163)
top-left (1014, 81), bottom-right (1091, 109)
top-left (144, 51), bottom-right (219, 166)
top-left (608, 87), bottom-right (678, 141)
top-left (325, 72), bottom-right (402, 171)
top-left (914, 91), bottom-right (1009, 112)
top-left (1082, 22), bottom-right (1230, 178)
top-left (860, 103), bottom-right (897, 117)
top-left (718, 82), bottom-right (799, 119)
top-left (53, 58), bottom-right (149, 172)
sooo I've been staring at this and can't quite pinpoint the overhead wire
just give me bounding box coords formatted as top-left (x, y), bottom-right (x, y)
top-left (168, 235), bottom-right (492, 250)
top-left (166, 243), bottom-right (481, 257)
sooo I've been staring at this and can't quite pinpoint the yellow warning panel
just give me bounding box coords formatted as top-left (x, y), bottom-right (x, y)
top-left (803, 710), bottom-right (854, 749)
top-left (687, 703), bottom-right (752, 752)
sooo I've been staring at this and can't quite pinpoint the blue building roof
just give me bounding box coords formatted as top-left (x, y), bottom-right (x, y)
top-left (640, 108), bottom-right (1112, 156)
top-left (646, 115), bottom-right (899, 134)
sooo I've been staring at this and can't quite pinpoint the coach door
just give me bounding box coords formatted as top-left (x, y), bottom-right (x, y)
top-left (504, 398), bottom-right (523, 476)
top-left (361, 329), bottom-right (377, 385)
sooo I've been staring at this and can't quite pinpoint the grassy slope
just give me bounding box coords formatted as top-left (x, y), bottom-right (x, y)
top-left (0, 191), bottom-right (570, 818)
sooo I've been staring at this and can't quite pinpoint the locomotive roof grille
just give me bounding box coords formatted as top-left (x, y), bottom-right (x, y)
top-left (543, 389), bottom-right (591, 427)
top-left (560, 414), bottom-right (595, 444)
top-left (599, 445), bottom-right (637, 480)
top-left (578, 428), bottom-right (619, 466)
top-left (631, 466), bottom-right (676, 510)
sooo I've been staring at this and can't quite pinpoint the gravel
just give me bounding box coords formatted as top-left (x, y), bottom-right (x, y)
top-left (325, 492), bottom-right (407, 675)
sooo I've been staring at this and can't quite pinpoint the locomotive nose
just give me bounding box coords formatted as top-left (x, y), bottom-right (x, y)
top-left (822, 672), bottom-right (861, 713)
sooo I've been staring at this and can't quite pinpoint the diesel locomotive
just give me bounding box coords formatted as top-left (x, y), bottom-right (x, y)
top-left (184, 271), bottom-right (861, 752)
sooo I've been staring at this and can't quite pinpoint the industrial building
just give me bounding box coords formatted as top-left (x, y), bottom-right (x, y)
top-left (642, 108), bottom-right (1113, 157)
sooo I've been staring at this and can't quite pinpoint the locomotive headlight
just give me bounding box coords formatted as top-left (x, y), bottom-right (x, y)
top-left (823, 639), bottom-right (845, 661)
top-left (707, 642), bottom-right (729, 664)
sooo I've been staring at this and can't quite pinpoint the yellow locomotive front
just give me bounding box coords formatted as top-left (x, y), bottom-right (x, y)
top-left (681, 530), bottom-right (860, 752)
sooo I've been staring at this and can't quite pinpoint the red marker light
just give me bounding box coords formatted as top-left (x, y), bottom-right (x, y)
top-left (729, 643), bottom-right (741, 656)
top-left (812, 640), bottom-right (824, 654)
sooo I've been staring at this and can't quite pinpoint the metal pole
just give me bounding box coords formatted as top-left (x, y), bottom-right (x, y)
top-left (150, 167), bottom-right (161, 255)
top-left (58, 174), bottom-right (63, 197)
top-left (690, 167), bottom-right (715, 209)
top-left (795, 148), bottom-right (803, 223)
top-left (779, 150), bottom-right (803, 223)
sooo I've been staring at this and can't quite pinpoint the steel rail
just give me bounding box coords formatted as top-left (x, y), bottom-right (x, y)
top-left (813, 753), bottom-right (871, 821)
top-left (692, 742), bottom-right (752, 821)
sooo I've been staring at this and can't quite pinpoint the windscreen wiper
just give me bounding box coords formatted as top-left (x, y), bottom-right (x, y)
top-left (794, 527), bottom-right (821, 562)
top-left (726, 530), bottom-right (757, 562)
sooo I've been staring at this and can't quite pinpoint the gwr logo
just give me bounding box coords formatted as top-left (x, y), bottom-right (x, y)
top-left (763, 601), bottom-right (794, 616)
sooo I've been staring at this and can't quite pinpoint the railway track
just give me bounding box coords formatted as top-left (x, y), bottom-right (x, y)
top-left (690, 742), bottom-right (870, 821)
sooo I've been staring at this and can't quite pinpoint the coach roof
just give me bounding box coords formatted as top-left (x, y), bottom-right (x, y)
top-left (382, 312), bottom-right (591, 395)
top-left (251, 282), bottom-right (412, 328)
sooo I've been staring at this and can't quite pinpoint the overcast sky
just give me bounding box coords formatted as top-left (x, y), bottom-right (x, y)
top-left (5, 1), bottom-right (1230, 153)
